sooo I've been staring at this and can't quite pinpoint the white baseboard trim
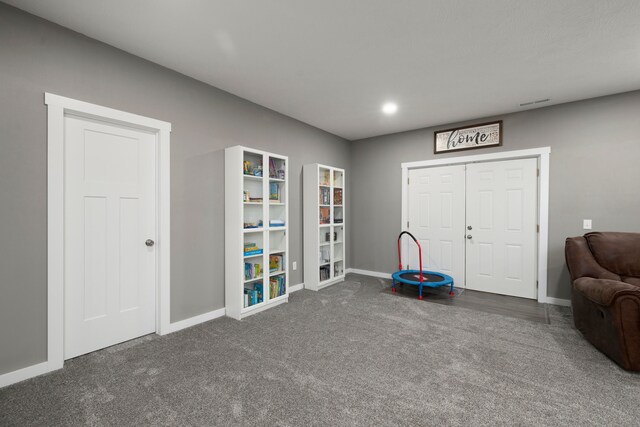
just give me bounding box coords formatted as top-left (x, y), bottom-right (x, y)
top-left (165, 307), bottom-right (226, 334)
top-left (0, 361), bottom-right (51, 389)
top-left (346, 268), bottom-right (392, 279)
top-left (546, 297), bottom-right (571, 307)
top-left (289, 283), bottom-right (304, 292)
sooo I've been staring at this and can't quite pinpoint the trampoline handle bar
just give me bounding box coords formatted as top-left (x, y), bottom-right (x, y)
top-left (397, 231), bottom-right (423, 283)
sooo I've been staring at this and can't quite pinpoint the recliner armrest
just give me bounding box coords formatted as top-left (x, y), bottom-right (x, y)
top-left (573, 277), bottom-right (640, 307)
top-left (565, 236), bottom-right (620, 281)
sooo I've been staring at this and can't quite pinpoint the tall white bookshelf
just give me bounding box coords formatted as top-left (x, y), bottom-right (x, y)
top-left (303, 164), bottom-right (346, 291)
top-left (225, 146), bottom-right (289, 320)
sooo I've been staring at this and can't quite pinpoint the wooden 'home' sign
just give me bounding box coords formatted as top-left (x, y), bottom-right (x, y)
top-left (434, 121), bottom-right (502, 154)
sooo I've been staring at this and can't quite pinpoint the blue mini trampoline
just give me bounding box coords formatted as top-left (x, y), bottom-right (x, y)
top-left (392, 231), bottom-right (455, 300)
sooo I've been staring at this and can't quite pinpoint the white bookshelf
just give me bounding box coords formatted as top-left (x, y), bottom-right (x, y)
top-left (225, 146), bottom-right (289, 320)
top-left (303, 164), bottom-right (346, 291)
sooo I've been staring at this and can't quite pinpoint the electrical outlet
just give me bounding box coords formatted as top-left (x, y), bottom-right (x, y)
top-left (292, 261), bottom-right (297, 270)
top-left (583, 219), bottom-right (592, 230)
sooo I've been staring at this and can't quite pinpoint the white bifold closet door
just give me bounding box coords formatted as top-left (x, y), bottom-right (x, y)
top-left (407, 158), bottom-right (537, 299)
top-left (465, 158), bottom-right (538, 299)
top-left (407, 165), bottom-right (466, 287)
top-left (64, 115), bottom-right (157, 359)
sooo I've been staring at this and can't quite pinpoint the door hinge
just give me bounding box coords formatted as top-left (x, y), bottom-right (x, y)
top-left (537, 169), bottom-right (540, 177)
top-left (537, 224), bottom-right (540, 233)
top-left (536, 280), bottom-right (539, 289)
top-left (407, 221), bottom-right (410, 228)
top-left (407, 177), bottom-right (410, 185)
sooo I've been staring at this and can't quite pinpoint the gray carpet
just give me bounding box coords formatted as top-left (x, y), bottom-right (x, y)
top-left (1, 273), bottom-right (639, 426)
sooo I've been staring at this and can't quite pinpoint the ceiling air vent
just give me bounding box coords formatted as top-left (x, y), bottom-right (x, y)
top-left (520, 98), bottom-right (550, 107)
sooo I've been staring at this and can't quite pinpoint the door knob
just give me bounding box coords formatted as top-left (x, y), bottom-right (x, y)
top-left (466, 235), bottom-right (472, 239)
top-left (145, 239), bottom-right (155, 247)
top-left (467, 226), bottom-right (473, 230)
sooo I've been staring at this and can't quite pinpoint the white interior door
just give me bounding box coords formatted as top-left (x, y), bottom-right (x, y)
top-left (465, 158), bottom-right (538, 299)
top-left (407, 165), bottom-right (466, 287)
top-left (64, 115), bottom-right (156, 359)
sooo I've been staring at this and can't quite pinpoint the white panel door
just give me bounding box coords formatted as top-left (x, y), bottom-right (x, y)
top-left (465, 158), bottom-right (537, 299)
top-left (64, 115), bottom-right (156, 359)
top-left (407, 165), bottom-right (466, 287)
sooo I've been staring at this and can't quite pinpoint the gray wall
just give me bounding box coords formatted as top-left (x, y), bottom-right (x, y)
top-left (350, 90), bottom-right (640, 301)
top-left (0, 4), bottom-right (350, 375)
top-left (2, 1), bottom-right (640, 378)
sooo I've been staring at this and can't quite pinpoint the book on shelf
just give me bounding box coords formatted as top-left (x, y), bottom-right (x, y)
top-left (319, 207), bottom-right (330, 224)
top-left (333, 188), bottom-right (342, 205)
top-left (269, 183), bottom-right (281, 202)
top-left (269, 219), bottom-right (285, 227)
top-left (319, 187), bottom-right (330, 205)
top-left (244, 282), bottom-right (263, 307)
top-left (244, 220), bottom-right (263, 229)
top-left (269, 158), bottom-right (276, 178)
top-left (269, 254), bottom-right (284, 272)
top-left (244, 262), bottom-right (262, 280)
top-left (269, 275), bottom-right (286, 298)
top-left (320, 265), bottom-right (330, 281)
top-left (244, 243), bottom-right (263, 256)
top-left (268, 159), bottom-right (286, 179)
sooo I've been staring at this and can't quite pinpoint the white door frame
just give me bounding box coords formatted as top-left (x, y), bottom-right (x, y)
top-left (401, 147), bottom-right (550, 303)
top-left (46, 93), bottom-right (171, 372)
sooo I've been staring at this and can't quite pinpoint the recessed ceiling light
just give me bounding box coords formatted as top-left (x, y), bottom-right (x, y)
top-left (382, 102), bottom-right (398, 115)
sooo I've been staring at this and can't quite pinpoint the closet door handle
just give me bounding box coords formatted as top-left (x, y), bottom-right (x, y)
top-left (466, 235), bottom-right (472, 239)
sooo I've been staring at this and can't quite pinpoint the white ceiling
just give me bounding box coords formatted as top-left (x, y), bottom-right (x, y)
top-left (6, 0), bottom-right (640, 140)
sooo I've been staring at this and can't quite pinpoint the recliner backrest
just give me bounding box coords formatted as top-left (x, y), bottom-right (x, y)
top-left (585, 232), bottom-right (640, 277)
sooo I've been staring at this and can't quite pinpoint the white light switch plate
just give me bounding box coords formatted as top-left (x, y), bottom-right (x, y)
top-left (292, 261), bottom-right (297, 270)
top-left (583, 219), bottom-right (592, 230)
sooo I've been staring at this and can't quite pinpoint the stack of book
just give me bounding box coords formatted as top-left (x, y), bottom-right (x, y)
top-left (244, 243), bottom-right (263, 256)
top-left (269, 254), bottom-right (284, 273)
top-left (244, 262), bottom-right (262, 281)
top-left (244, 283), bottom-right (263, 307)
top-left (269, 275), bottom-right (286, 299)
top-left (269, 219), bottom-right (285, 227)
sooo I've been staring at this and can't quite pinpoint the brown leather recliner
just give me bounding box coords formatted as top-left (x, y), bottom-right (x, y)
top-left (565, 232), bottom-right (640, 371)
